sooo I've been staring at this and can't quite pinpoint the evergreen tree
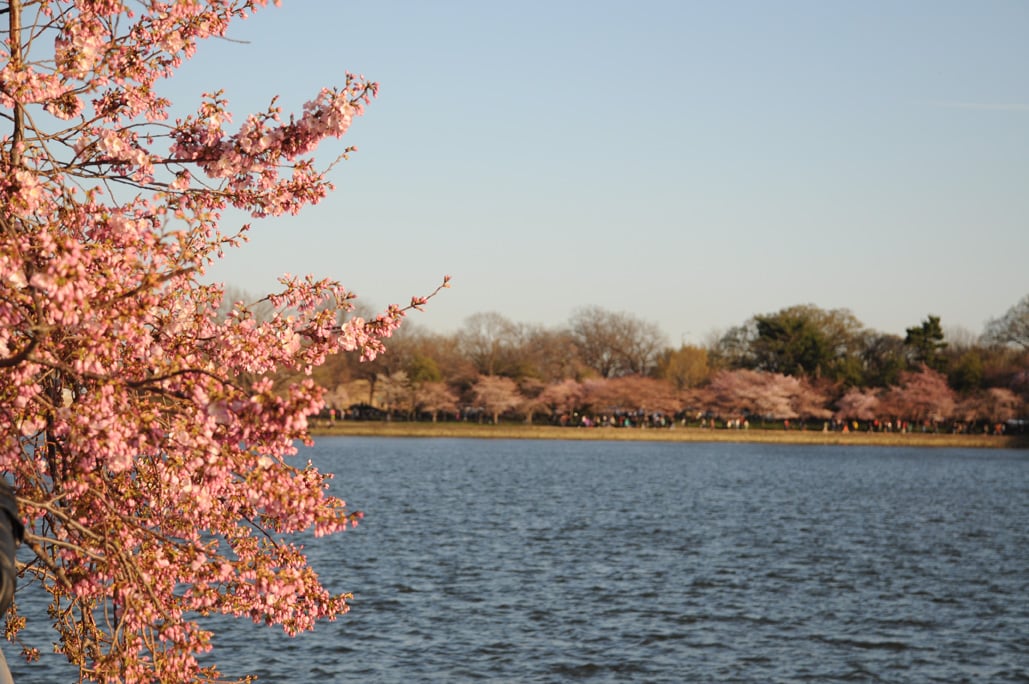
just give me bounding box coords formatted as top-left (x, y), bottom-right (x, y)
top-left (905, 315), bottom-right (948, 371)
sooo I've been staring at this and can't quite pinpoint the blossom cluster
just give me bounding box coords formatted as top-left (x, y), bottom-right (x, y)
top-left (0, 1), bottom-right (446, 681)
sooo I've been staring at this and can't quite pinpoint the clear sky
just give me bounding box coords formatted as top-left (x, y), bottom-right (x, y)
top-left (172, 0), bottom-right (1028, 344)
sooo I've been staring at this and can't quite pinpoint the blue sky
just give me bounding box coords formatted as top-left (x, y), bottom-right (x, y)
top-left (173, 1), bottom-right (1028, 344)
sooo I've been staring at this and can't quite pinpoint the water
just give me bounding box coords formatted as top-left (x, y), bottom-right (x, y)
top-left (8, 438), bottom-right (1029, 682)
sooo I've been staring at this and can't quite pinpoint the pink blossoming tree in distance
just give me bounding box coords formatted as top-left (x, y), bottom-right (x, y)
top-left (0, 1), bottom-right (447, 681)
top-left (471, 375), bottom-right (521, 424)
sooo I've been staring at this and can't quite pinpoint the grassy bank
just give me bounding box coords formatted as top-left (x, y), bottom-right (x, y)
top-left (310, 421), bottom-right (1029, 449)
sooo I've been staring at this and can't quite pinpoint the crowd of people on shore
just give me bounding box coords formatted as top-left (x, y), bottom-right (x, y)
top-left (316, 405), bottom-right (1019, 436)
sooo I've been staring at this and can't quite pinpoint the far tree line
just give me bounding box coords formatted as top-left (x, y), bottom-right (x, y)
top-left (269, 294), bottom-right (1029, 430)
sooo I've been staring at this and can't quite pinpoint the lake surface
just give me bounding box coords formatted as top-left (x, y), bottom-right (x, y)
top-left (9, 438), bottom-right (1029, 682)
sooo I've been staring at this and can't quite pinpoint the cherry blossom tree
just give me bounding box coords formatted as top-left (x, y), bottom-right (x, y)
top-left (789, 377), bottom-right (833, 423)
top-left (582, 375), bottom-right (681, 419)
top-left (537, 379), bottom-right (584, 420)
top-left (701, 369), bottom-right (754, 419)
top-left (323, 383), bottom-right (351, 418)
top-left (955, 387), bottom-right (1023, 425)
top-left (704, 369), bottom-right (798, 421)
top-left (0, 1), bottom-right (446, 681)
top-left (413, 381), bottom-right (458, 423)
top-left (982, 387), bottom-right (1023, 424)
top-left (470, 375), bottom-right (521, 424)
top-left (514, 377), bottom-right (546, 424)
top-left (701, 369), bottom-right (833, 426)
top-left (834, 387), bottom-right (881, 422)
top-left (752, 373), bottom-right (804, 421)
top-left (882, 365), bottom-right (956, 425)
top-left (375, 371), bottom-right (415, 419)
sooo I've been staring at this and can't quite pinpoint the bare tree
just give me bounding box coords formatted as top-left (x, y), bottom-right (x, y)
top-left (569, 306), bottom-right (667, 377)
top-left (944, 325), bottom-right (980, 352)
top-left (460, 312), bottom-right (522, 376)
top-left (520, 325), bottom-right (584, 382)
top-left (983, 294), bottom-right (1029, 350)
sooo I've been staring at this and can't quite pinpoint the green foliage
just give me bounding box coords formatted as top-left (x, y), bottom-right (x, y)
top-left (654, 345), bottom-right (710, 389)
top-left (709, 323), bottom-right (756, 370)
top-left (905, 315), bottom-right (948, 371)
top-left (832, 354), bottom-right (865, 388)
top-left (860, 333), bottom-right (907, 387)
top-left (407, 354), bottom-right (442, 384)
top-left (948, 351), bottom-right (984, 392)
top-left (720, 304), bottom-right (866, 383)
top-left (753, 311), bottom-right (833, 376)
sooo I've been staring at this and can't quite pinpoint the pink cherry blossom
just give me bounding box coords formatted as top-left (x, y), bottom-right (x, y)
top-left (0, 1), bottom-right (446, 681)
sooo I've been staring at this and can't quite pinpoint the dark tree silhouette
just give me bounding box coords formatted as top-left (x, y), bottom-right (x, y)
top-left (905, 315), bottom-right (948, 371)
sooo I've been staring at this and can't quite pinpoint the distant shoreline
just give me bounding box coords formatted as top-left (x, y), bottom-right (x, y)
top-left (309, 421), bottom-right (1028, 450)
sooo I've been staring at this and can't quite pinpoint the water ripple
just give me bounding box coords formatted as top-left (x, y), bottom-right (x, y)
top-left (7, 440), bottom-right (1029, 683)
